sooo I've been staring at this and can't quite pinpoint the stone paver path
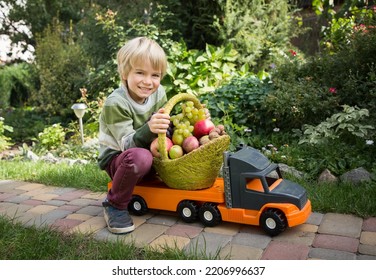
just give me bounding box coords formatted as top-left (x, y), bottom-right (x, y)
top-left (1, 180), bottom-right (376, 260)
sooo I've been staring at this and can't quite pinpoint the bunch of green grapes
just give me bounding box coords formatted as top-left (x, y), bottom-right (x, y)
top-left (180, 101), bottom-right (207, 125)
top-left (168, 101), bottom-right (207, 145)
top-left (169, 114), bottom-right (193, 145)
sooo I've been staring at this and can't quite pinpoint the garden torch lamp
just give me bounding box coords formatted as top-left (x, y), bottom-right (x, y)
top-left (71, 103), bottom-right (87, 145)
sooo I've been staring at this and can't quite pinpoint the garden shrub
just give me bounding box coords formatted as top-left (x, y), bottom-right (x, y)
top-left (205, 73), bottom-right (273, 129)
top-left (202, 73), bottom-right (273, 149)
top-left (36, 123), bottom-right (66, 151)
top-left (30, 19), bottom-right (90, 117)
top-left (312, 0), bottom-right (375, 53)
top-left (0, 63), bottom-right (35, 108)
top-left (299, 105), bottom-right (374, 145)
top-left (213, 0), bottom-right (302, 72)
top-left (1, 107), bottom-right (53, 143)
top-left (164, 0), bottom-right (222, 49)
top-left (265, 23), bottom-right (376, 132)
top-left (264, 72), bottom-right (340, 130)
top-left (0, 117), bottom-right (13, 152)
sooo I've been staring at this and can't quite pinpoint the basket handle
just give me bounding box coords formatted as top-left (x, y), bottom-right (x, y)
top-left (158, 93), bottom-right (203, 160)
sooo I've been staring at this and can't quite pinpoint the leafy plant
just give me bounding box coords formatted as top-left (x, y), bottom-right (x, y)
top-left (1, 107), bottom-right (55, 143)
top-left (266, 26), bottom-right (376, 132)
top-left (164, 42), bottom-right (241, 98)
top-left (264, 77), bottom-right (340, 130)
top-left (0, 117), bottom-right (13, 152)
top-left (54, 142), bottom-right (99, 162)
top-left (312, 0), bottom-right (375, 52)
top-left (0, 63), bottom-right (35, 108)
top-left (299, 105), bottom-right (374, 145)
top-left (36, 123), bottom-right (66, 151)
top-left (204, 73), bottom-right (273, 132)
top-left (295, 105), bottom-right (375, 177)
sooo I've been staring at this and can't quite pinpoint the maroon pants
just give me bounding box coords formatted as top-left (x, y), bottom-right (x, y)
top-left (105, 148), bottom-right (153, 210)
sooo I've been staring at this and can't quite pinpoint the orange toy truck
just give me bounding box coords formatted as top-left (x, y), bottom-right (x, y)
top-left (109, 146), bottom-right (311, 236)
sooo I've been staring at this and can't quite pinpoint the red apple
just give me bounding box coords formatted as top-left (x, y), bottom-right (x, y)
top-left (193, 119), bottom-right (215, 138)
top-left (169, 145), bottom-right (184, 159)
top-left (182, 135), bottom-right (199, 153)
top-left (150, 137), bottom-right (173, 158)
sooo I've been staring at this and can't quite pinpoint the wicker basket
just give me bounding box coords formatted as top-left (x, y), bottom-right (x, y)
top-left (152, 93), bottom-right (231, 190)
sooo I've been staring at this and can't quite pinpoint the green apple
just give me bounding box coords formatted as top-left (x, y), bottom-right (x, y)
top-left (169, 145), bottom-right (184, 159)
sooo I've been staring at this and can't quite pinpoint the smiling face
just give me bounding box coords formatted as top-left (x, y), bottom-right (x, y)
top-left (116, 37), bottom-right (167, 104)
top-left (124, 59), bottom-right (162, 104)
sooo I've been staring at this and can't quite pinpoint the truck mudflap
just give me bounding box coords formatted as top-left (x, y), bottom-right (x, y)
top-left (218, 199), bottom-right (311, 227)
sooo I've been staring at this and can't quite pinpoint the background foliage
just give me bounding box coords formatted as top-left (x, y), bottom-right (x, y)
top-left (1, 0), bottom-right (376, 178)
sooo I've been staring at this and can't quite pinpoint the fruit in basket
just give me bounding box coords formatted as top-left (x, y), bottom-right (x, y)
top-left (217, 124), bottom-right (225, 132)
top-left (182, 135), bottom-right (200, 153)
top-left (152, 93), bottom-right (231, 190)
top-left (172, 131), bottom-right (184, 146)
top-left (169, 145), bottom-right (184, 159)
top-left (150, 137), bottom-right (173, 158)
top-left (193, 119), bottom-right (215, 138)
top-left (180, 100), bottom-right (207, 125)
top-left (199, 135), bottom-right (210, 145)
top-left (209, 130), bottom-right (220, 140)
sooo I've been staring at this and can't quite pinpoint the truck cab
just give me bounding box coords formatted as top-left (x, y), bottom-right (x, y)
top-left (220, 146), bottom-right (310, 235)
top-left (224, 146), bottom-right (308, 211)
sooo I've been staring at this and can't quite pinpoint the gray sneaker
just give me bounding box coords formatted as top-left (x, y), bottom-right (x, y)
top-left (102, 200), bottom-right (135, 234)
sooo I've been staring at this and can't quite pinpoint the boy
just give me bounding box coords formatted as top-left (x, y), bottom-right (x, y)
top-left (98, 37), bottom-right (170, 234)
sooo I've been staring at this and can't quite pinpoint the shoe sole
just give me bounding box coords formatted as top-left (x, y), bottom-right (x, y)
top-left (103, 210), bottom-right (135, 234)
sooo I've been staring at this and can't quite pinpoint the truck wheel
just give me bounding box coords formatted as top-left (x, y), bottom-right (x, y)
top-left (199, 203), bottom-right (221, 227)
top-left (177, 200), bottom-right (199, 223)
top-left (128, 195), bottom-right (148, 216)
top-left (260, 209), bottom-right (287, 237)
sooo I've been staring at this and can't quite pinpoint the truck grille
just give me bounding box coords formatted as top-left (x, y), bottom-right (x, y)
top-left (299, 193), bottom-right (308, 210)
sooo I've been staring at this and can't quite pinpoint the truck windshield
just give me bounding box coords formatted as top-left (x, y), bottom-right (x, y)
top-left (245, 170), bottom-right (282, 193)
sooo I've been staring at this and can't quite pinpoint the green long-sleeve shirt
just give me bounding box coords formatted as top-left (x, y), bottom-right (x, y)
top-left (98, 84), bottom-right (167, 169)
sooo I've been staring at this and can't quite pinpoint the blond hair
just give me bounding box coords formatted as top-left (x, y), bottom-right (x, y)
top-left (117, 37), bottom-right (167, 84)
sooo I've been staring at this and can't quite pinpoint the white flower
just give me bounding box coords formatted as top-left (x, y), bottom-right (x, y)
top-left (273, 127), bottom-right (280, 132)
top-left (244, 128), bottom-right (252, 133)
top-left (366, 140), bottom-right (374, 145)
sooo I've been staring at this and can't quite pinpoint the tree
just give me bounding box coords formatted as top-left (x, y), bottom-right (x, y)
top-left (30, 19), bottom-right (89, 116)
top-left (0, 0), bottom-right (154, 63)
top-left (214, 0), bottom-right (301, 71)
top-left (0, 0), bottom-right (89, 61)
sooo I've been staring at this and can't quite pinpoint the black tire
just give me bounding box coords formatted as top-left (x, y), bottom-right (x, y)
top-left (198, 203), bottom-right (221, 227)
top-left (128, 195), bottom-right (148, 216)
top-left (259, 209), bottom-right (287, 237)
top-left (177, 200), bottom-right (199, 223)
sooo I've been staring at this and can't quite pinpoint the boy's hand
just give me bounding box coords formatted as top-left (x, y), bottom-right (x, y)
top-left (148, 108), bottom-right (170, 134)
